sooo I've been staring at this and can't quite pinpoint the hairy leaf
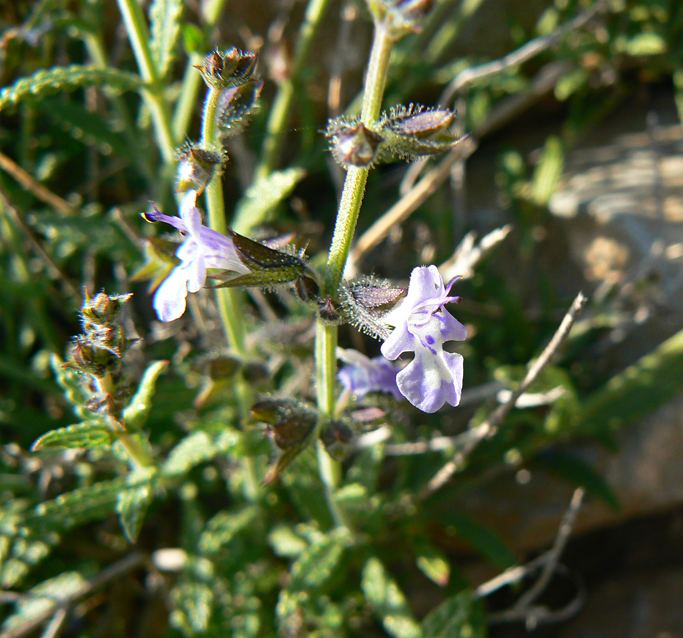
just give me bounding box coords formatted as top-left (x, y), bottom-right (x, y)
top-left (0, 66), bottom-right (141, 111)
top-left (362, 557), bottom-right (422, 638)
top-left (233, 167), bottom-right (305, 233)
top-left (31, 421), bottom-right (113, 450)
top-left (421, 591), bottom-right (485, 638)
top-left (289, 529), bottom-right (350, 592)
top-left (150, 0), bottom-right (184, 79)
top-left (117, 470), bottom-right (156, 542)
top-left (199, 506), bottom-right (259, 556)
top-left (122, 360), bottom-right (169, 430)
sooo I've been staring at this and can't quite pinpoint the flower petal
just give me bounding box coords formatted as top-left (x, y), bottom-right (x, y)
top-left (396, 350), bottom-right (463, 413)
top-left (153, 267), bottom-right (189, 322)
top-left (380, 322), bottom-right (415, 360)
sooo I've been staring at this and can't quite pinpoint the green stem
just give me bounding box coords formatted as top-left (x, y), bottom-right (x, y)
top-left (313, 24), bottom-right (394, 526)
top-left (116, 0), bottom-right (176, 163)
top-left (326, 25), bottom-right (393, 290)
top-left (172, 0), bottom-right (229, 142)
top-left (256, 0), bottom-right (331, 178)
top-left (201, 87), bottom-right (259, 500)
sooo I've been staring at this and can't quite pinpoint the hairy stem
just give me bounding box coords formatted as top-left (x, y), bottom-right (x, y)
top-left (201, 86), bottom-right (259, 500)
top-left (172, 0), bottom-right (229, 142)
top-left (116, 0), bottom-right (176, 163)
top-left (313, 24), bottom-right (394, 525)
top-left (256, 0), bottom-right (331, 178)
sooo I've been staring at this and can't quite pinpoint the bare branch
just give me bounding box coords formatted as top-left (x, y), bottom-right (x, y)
top-left (347, 60), bottom-right (572, 275)
top-left (0, 553), bottom-right (144, 638)
top-left (440, 225), bottom-right (512, 280)
top-left (420, 292), bottom-right (587, 499)
top-left (476, 489), bottom-right (586, 629)
top-left (0, 151), bottom-right (75, 217)
top-left (440, 1), bottom-right (605, 104)
top-left (0, 189), bottom-right (80, 301)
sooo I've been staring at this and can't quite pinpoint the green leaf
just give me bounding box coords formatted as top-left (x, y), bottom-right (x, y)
top-left (443, 513), bottom-right (517, 570)
top-left (39, 99), bottom-right (132, 158)
top-left (233, 167), bottom-right (306, 233)
top-left (31, 421), bottom-right (113, 450)
top-left (620, 32), bottom-right (666, 56)
top-left (51, 353), bottom-right (91, 419)
top-left (0, 66), bottom-right (141, 112)
top-left (416, 544), bottom-right (450, 587)
top-left (150, 0), bottom-right (184, 79)
top-left (289, 529), bottom-right (350, 592)
top-left (268, 525), bottom-right (308, 558)
top-left (1, 571), bottom-right (87, 632)
top-left (122, 360), bottom-right (169, 430)
top-left (181, 23), bottom-right (205, 55)
top-left (579, 329), bottom-right (683, 436)
top-left (362, 557), bottom-right (422, 638)
top-left (22, 479), bottom-right (127, 531)
top-left (421, 590), bottom-right (485, 638)
top-left (531, 135), bottom-right (564, 206)
top-left (116, 470), bottom-right (156, 542)
top-left (534, 452), bottom-right (619, 510)
top-left (198, 506), bottom-right (259, 556)
top-left (162, 430), bottom-right (239, 477)
top-left (172, 580), bottom-right (215, 635)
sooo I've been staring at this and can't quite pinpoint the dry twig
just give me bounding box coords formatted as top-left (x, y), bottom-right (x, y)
top-left (440, 2), bottom-right (605, 103)
top-left (0, 151), bottom-right (75, 216)
top-left (0, 553), bottom-right (145, 638)
top-left (347, 61), bottom-right (572, 275)
top-left (419, 292), bottom-right (587, 499)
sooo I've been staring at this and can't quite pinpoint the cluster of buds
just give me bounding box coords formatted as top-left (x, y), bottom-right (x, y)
top-left (66, 291), bottom-right (134, 415)
top-left (326, 104), bottom-right (462, 169)
top-left (366, 0), bottom-right (434, 38)
top-left (176, 48), bottom-right (262, 193)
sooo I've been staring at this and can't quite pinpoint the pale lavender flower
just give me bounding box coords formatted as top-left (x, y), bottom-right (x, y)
top-left (337, 348), bottom-right (402, 400)
top-left (145, 190), bottom-right (250, 322)
top-left (380, 265), bottom-right (467, 413)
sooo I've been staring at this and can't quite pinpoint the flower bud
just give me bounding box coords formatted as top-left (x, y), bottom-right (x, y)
top-left (326, 119), bottom-right (384, 168)
top-left (195, 48), bottom-right (257, 89)
top-left (217, 79), bottom-right (263, 140)
top-left (339, 277), bottom-right (406, 339)
top-left (250, 398), bottom-right (317, 450)
top-left (378, 105), bottom-right (463, 162)
top-left (81, 291), bottom-right (132, 326)
top-left (320, 420), bottom-right (354, 461)
top-left (367, 0), bottom-right (434, 38)
top-left (175, 144), bottom-right (223, 193)
top-left (68, 335), bottom-right (118, 376)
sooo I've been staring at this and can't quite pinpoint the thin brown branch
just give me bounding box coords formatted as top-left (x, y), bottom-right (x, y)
top-left (0, 553), bottom-right (145, 638)
top-left (347, 60), bottom-right (572, 274)
top-left (440, 1), bottom-right (605, 103)
top-left (0, 151), bottom-right (75, 216)
top-left (476, 488), bottom-right (586, 629)
top-left (0, 189), bottom-right (80, 301)
top-left (419, 292), bottom-right (587, 499)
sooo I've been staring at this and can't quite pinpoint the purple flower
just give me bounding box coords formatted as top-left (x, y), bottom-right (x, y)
top-left (337, 348), bottom-right (402, 400)
top-left (145, 190), bottom-right (250, 322)
top-left (380, 265), bottom-right (467, 413)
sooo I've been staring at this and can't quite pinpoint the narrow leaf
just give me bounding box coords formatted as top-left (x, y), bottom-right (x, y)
top-left (443, 513), bottom-right (517, 570)
top-left (416, 544), bottom-right (450, 587)
top-left (421, 590), bottom-right (485, 638)
top-left (233, 167), bottom-right (305, 233)
top-left (362, 557), bottom-right (422, 638)
top-left (0, 66), bottom-right (141, 112)
top-left (116, 470), bottom-right (156, 542)
top-left (150, 0), bottom-right (184, 79)
top-left (198, 506), bottom-right (259, 555)
top-left (122, 360), bottom-right (169, 430)
top-left (289, 530), bottom-right (349, 592)
top-left (531, 135), bottom-right (564, 205)
top-left (32, 421), bottom-right (113, 451)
